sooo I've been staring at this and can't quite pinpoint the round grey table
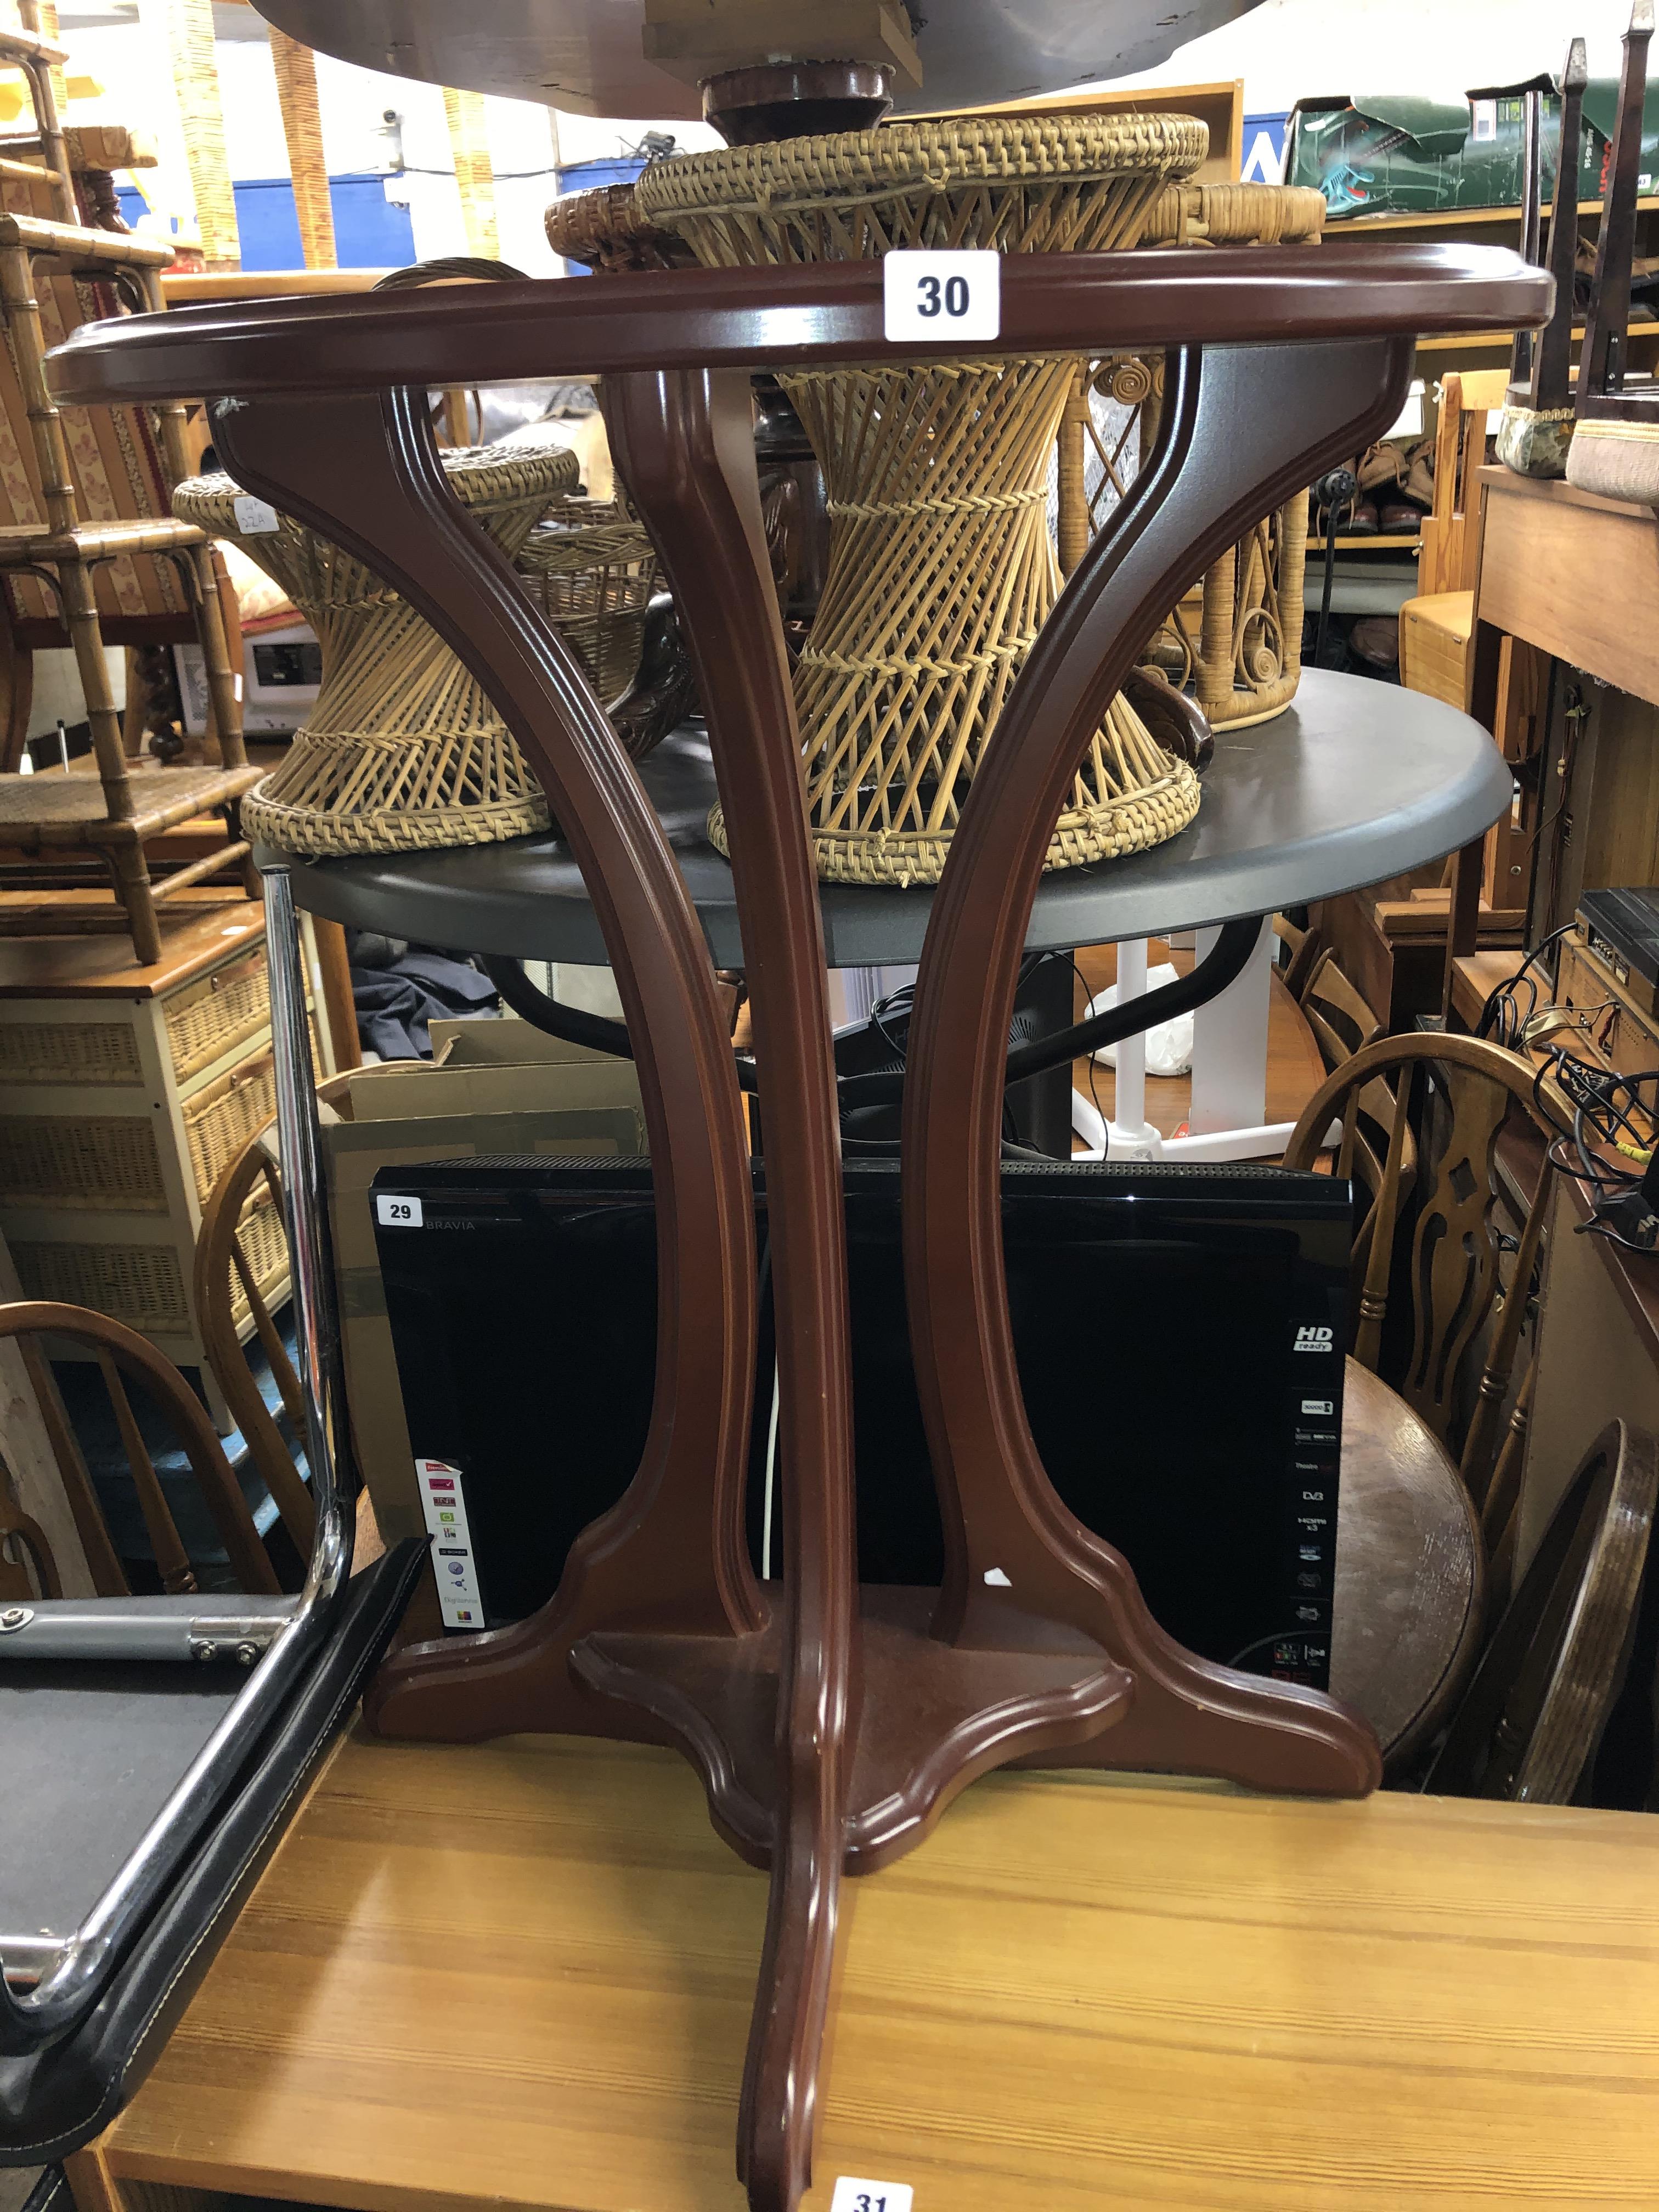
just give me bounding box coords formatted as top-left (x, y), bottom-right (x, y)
top-left (265, 670), bottom-right (1511, 967)
top-left (249, 0), bottom-right (1267, 124)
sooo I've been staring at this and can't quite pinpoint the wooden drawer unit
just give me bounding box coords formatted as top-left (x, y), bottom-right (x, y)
top-left (0, 906), bottom-right (334, 1415)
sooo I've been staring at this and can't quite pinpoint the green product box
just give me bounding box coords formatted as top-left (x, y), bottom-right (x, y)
top-left (1286, 77), bottom-right (1659, 219)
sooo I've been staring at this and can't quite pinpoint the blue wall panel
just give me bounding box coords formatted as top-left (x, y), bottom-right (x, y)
top-left (116, 174), bottom-right (415, 271)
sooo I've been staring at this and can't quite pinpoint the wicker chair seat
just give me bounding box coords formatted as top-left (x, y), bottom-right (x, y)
top-left (636, 115), bottom-right (1207, 885)
top-left (175, 436), bottom-right (582, 856)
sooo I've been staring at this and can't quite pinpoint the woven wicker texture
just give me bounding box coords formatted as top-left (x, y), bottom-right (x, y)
top-left (183, 1048), bottom-right (278, 1201)
top-left (268, 24), bottom-right (335, 271)
top-left (163, 946), bottom-right (270, 1076)
top-left (1142, 180), bottom-right (1328, 247)
top-left (11, 1236), bottom-right (189, 1333)
top-left (545, 180), bottom-right (693, 272)
top-left (0, 1112), bottom-right (164, 1211)
top-left (517, 495), bottom-right (659, 707)
top-left (175, 435), bottom-right (580, 855)
top-left (638, 115), bottom-right (1206, 883)
top-left (228, 1185), bottom-right (288, 1335)
top-left (1060, 182), bottom-right (1324, 730)
top-left (0, 1017), bottom-right (142, 1086)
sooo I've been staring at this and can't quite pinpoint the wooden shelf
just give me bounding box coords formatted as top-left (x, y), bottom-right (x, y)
top-left (1417, 321), bottom-right (1659, 354)
top-left (1312, 533), bottom-right (1424, 551)
top-left (1333, 195), bottom-right (1659, 235)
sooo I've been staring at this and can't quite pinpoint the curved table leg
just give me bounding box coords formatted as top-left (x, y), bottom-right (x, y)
top-left (600, 369), bottom-right (858, 2212)
top-left (212, 390), bottom-right (765, 1745)
top-left (899, 340), bottom-right (1418, 1798)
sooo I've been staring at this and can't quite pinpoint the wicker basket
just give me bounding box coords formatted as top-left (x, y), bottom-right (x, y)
top-left (1057, 182), bottom-right (1325, 730)
top-left (516, 495), bottom-right (659, 713)
top-left (174, 435), bottom-right (580, 856)
top-left (636, 114), bottom-right (1207, 885)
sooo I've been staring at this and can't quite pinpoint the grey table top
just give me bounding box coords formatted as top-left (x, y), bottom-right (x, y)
top-left (267, 670), bottom-right (1511, 968)
top-left (249, 0), bottom-right (1267, 124)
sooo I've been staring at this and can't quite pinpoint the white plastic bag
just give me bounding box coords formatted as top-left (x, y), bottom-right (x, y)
top-left (1087, 962), bottom-right (1193, 1076)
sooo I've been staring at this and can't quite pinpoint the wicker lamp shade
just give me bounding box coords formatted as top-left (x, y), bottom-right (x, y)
top-left (636, 115), bottom-right (1207, 885)
top-left (1058, 182), bottom-right (1325, 730)
top-left (173, 437), bottom-right (580, 855)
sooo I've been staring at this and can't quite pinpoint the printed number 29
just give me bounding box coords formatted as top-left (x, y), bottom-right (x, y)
top-left (917, 273), bottom-right (970, 319)
top-left (383, 1200), bottom-right (414, 1221)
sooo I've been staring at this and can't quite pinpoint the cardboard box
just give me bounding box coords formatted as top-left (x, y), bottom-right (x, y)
top-left (328, 1020), bottom-right (646, 1543)
top-left (1286, 78), bottom-right (1659, 219)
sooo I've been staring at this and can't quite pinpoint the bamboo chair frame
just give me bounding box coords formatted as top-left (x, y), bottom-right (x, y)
top-left (0, 208), bottom-right (252, 962)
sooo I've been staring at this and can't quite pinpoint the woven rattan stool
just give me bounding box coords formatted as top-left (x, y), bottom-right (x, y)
top-left (636, 114), bottom-right (1206, 885)
top-left (173, 436), bottom-right (580, 855)
top-left (517, 495), bottom-right (660, 722)
top-left (1059, 182), bottom-right (1327, 730)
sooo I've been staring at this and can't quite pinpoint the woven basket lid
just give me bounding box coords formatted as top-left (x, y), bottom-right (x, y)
top-left (174, 432), bottom-right (579, 537)
top-left (545, 180), bottom-right (694, 270)
top-left (635, 111), bottom-right (1207, 240)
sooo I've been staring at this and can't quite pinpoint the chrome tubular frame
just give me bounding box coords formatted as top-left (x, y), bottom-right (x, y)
top-left (0, 866), bottom-right (356, 2050)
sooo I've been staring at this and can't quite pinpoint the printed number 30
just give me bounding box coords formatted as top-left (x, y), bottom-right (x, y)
top-left (917, 273), bottom-right (970, 319)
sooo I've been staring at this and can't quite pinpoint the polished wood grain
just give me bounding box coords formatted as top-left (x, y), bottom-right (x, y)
top-left (46, 246), bottom-right (1551, 410)
top-left (0, 898), bottom-right (264, 997)
top-left (91, 1728), bottom-right (1659, 2212)
top-left (1475, 467), bottom-right (1659, 711)
top-left (1069, 941), bottom-right (1326, 1142)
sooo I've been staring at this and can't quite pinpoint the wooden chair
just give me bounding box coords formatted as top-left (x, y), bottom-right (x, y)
top-left (0, 30), bottom-right (254, 963)
top-left (0, 1464), bottom-right (58, 1600)
top-left (1283, 1033), bottom-right (1554, 1561)
top-left (1396, 366), bottom-right (1510, 710)
top-left (1301, 947), bottom-right (1384, 1069)
top-left (193, 1073), bottom-right (365, 1571)
top-left (1269, 911), bottom-right (1322, 1001)
top-left (1424, 1422), bottom-right (1659, 1804)
top-left (0, 1299), bottom-right (278, 1594)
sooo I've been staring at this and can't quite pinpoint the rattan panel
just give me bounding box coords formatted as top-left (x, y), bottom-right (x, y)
top-left (0, 1019), bottom-right (144, 1087)
top-left (13, 1238), bottom-right (190, 1332)
top-left (0, 1113), bottom-right (165, 1211)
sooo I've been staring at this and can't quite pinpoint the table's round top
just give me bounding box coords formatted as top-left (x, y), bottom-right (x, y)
top-left (249, 0), bottom-right (1268, 122)
top-left (265, 669), bottom-right (1511, 966)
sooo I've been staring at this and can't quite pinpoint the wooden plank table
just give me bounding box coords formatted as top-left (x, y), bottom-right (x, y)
top-left (74, 1728), bottom-right (1659, 2212)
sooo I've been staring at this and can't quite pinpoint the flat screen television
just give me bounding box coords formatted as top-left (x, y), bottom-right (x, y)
top-left (371, 1156), bottom-right (1351, 1688)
